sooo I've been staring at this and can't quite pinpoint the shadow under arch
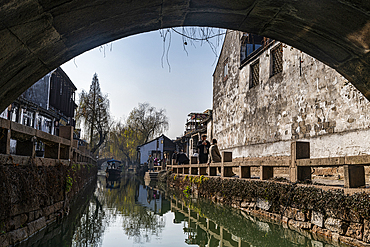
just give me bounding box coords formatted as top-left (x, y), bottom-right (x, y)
top-left (1, 0), bottom-right (370, 111)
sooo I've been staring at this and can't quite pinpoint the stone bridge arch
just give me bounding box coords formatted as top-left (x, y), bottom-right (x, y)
top-left (1, 0), bottom-right (370, 111)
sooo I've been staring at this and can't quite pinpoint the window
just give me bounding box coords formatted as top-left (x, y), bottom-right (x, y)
top-left (240, 33), bottom-right (264, 63)
top-left (250, 60), bottom-right (259, 89)
top-left (223, 58), bottom-right (229, 81)
top-left (271, 44), bottom-right (283, 76)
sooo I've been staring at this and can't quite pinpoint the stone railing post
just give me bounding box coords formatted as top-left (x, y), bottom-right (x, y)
top-left (260, 166), bottom-right (273, 180)
top-left (290, 141), bottom-right (311, 182)
top-left (221, 151), bottom-right (233, 177)
top-left (59, 126), bottom-right (73, 160)
top-left (344, 165), bottom-right (365, 188)
top-left (0, 119), bottom-right (11, 154)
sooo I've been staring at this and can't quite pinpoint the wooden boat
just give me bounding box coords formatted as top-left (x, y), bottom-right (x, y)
top-left (105, 159), bottom-right (122, 179)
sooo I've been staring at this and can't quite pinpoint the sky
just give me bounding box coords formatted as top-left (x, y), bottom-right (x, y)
top-left (61, 28), bottom-right (225, 140)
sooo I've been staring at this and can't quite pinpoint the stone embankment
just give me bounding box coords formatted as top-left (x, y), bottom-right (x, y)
top-left (0, 161), bottom-right (97, 246)
top-left (167, 173), bottom-right (370, 247)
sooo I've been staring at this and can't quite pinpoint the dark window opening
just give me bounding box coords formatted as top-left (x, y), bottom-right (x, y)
top-left (271, 44), bottom-right (283, 76)
top-left (240, 33), bottom-right (266, 63)
top-left (250, 60), bottom-right (259, 89)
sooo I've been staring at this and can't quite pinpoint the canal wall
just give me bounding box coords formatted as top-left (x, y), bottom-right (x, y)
top-left (0, 161), bottom-right (97, 247)
top-left (167, 174), bottom-right (370, 247)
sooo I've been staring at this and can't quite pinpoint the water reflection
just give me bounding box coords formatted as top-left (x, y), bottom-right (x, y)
top-left (18, 175), bottom-right (329, 247)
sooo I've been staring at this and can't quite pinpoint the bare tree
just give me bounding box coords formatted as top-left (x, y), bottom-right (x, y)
top-left (77, 73), bottom-right (110, 154)
top-left (126, 102), bottom-right (169, 144)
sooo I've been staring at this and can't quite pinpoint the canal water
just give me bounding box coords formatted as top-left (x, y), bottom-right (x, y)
top-left (17, 175), bottom-right (329, 247)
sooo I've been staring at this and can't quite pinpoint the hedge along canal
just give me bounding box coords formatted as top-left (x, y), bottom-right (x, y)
top-left (0, 161), bottom-right (97, 247)
top-left (166, 173), bottom-right (370, 247)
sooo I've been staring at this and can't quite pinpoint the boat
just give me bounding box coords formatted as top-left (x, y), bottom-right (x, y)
top-left (105, 159), bottom-right (122, 179)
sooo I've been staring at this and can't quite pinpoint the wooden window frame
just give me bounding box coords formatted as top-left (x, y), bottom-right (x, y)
top-left (270, 44), bottom-right (283, 77)
top-left (249, 60), bottom-right (260, 89)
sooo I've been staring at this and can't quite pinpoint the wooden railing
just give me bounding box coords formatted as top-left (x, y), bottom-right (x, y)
top-left (0, 118), bottom-right (96, 165)
top-left (169, 141), bottom-right (370, 188)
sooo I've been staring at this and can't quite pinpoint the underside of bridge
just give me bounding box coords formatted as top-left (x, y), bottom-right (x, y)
top-left (1, 0), bottom-right (370, 111)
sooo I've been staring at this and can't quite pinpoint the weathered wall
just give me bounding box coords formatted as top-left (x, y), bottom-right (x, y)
top-left (21, 71), bottom-right (53, 109)
top-left (213, 31), bottom-right (370, 159)
top-left (0, 162), bottom-right (97, 246)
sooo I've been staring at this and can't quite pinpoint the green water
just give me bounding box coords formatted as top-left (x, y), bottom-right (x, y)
top-left (17, 175), bottom-right (329, 247)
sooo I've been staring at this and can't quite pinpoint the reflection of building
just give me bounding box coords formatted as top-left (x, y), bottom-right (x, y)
top-left (136, 185), bottom-right (170, 215)
top-left (174, 110), bottom-right (212, 158)
top-left (1, 67), bottom-right (77, 135)
top-left (137, 134), bottom-right (176, 165)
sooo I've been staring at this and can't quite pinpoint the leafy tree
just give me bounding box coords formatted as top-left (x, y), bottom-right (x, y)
top-left (126, 102), bottom-right (169, 144)
top-left (107, 122), bottom-right (141, 165)
top-left (77, 73), bottom-right (110, 154)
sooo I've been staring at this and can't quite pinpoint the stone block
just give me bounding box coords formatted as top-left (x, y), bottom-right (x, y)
top-left (256, 198), bottom-right (271, 211)
top-left (42, 205), bottom-right (55, 217)
top-left (311, 240), bottom-right (324, 247)
top-left (281, 207), bottom-right (306, 221)
top-left (312, 225), bottom-right (332, 241)
top-left (28, 211), bottom-right (35, 222)
top-left (26, 217), bottom-right (46, 236)
top-left (311, 211), bottom-right (324, 228)
top-left (324, 217), bottom-right (348, 234)
top-left (10, 214), bottom-right (28, 231)
top-left (54, 201), bottom-right (64, 212)
top-left (364, 219), bottom-right (370, 243)
top-left (7, 228), bottom-right (28, 245)
top-left (331, 232), bottom-right (340, 242)
top-left (345, 222), bottom-right (363, 240)
top-left (241, 202), bottom-right (248, 208)
top-left (34, 209), bottom-right (43, 219)
top-left (348, 209), bottom-right (362, 223)
top-left (296, 210), bottom-right (306, 222)
top-left (0, 233), bottom-right (9, 247)
top-left (339, 235), bottom-right (370, 247)
top-left (288, 219), bottom-right (312, 230)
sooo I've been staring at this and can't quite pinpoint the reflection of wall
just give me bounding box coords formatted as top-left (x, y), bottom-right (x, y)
top-left (170, 197), bottom-right (324, 247)
top-left (136, 186), bottom-right (162, 214)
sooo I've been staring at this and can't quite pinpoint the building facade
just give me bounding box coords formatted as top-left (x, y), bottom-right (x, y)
top-left (1, 67), bottom-right (77, 135)
top-left (174, 110), bottom-right (212, 158)
top-left (213, 31), bottom-right (370, 159)
top-left (137, 134), bottom-right (176, 165)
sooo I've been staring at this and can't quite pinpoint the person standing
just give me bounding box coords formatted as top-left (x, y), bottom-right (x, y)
top-left (197, 134), bottom-right (210, 164)
top-left (208, 139), bottom-right (222, 164)
top-left (148, 155), bottom-right (154, 172)
top-left (177, 149), bottom-right (189, 165)
top-left (171, 150), bottom-right (178, 165)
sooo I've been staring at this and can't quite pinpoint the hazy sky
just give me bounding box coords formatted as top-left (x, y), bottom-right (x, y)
top-left (61, 28), bottom-right (224, 140)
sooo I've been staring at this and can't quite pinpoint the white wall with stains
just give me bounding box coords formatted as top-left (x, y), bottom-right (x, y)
top-left (213, 31), bottom-right (370, 159)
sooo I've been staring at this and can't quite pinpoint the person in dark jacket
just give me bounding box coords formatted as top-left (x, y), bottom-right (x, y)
top-left (176, 150), bottom-right (189, 165)
top-left (197, 134), bottom-right (210, 164)
top-left (171, 150), bottom-right (178, 165)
